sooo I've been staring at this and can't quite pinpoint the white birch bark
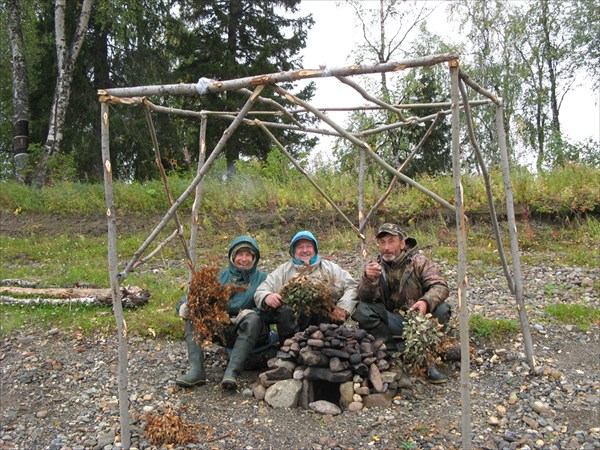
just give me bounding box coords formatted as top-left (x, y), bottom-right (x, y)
top-left (6, 0), bottom-right (30, 183)
top-left (38, 0), bottom-right (93, 184)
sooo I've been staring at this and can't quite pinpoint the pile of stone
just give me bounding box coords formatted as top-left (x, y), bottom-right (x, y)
top-left (251, 323), bottom-right (412, 414)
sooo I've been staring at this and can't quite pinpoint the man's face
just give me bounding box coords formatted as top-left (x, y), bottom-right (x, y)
top-left (233, 249), bottom-right (254, 270)
top-left (293, 239), bottom-right (316, 264)
top-left (377, 234), bottom-right (404, 262)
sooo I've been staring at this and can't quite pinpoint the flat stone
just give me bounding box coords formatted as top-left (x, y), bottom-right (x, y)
top-left (362, 393), bottom-right (392, 408)
top-left (304, 367), bottom-right (352, 383)
top-left (298, 350), bottom-right (329, 367)
top-left (309, 400), bottom-right (342, 416)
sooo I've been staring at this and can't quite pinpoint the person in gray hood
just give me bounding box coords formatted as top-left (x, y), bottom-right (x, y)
top-left (255, 230), bottom-right (358, 330)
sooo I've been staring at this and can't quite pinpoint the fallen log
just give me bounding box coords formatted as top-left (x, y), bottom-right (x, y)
top-left (0, 285), bottom-right (150, 308)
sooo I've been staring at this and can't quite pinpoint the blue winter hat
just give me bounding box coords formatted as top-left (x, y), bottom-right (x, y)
top-left (289, 230), bottom-right (319, 264)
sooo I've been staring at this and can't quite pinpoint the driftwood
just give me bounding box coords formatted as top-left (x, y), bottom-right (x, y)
top-left (0, 285), bottom-right (150, 308)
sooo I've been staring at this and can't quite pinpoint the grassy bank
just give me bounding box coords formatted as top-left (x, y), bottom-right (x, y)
top-left (1, 160), bottom-right (599, 339)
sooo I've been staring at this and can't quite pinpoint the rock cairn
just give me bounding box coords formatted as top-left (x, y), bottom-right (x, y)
top-left (252, 323), bottom-right (412, 414)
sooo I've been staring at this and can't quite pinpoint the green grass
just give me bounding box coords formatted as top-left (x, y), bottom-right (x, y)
top-left (469, 314), bottom-right (520, 341)
top-left (1, 162), bottom-right (599, 339)
top-left (544, 304), bottom-right (600, 331)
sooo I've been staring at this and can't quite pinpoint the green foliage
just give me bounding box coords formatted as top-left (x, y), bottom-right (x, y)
top-left (469, 314), bottom-right (519, 340)
top-left (401, 311), bottom-right (444, 371)
top-left (280, 271), bottom-right (337, 319)
top-left (544, 304), bottom-right (600, 331)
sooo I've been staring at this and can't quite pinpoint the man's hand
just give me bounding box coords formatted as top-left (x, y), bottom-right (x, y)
top-left (264, 293), bottom-right (283, 309)
top-left (331, 306), bottom-right (349, 323)
top-left (364, 261), bottom-right (382, 282)
top-left (179, 302), bottom-right (189, 319)
top-left (409, 300), bottom-right (428, 315)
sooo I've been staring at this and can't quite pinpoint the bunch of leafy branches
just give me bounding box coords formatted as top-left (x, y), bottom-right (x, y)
top-left (280, 270), bottom-right (337, 319)
top-left (186, 265), bottom-right (246, 344)
top-left (401, 311), bottom-right (456, 375)
top-left (143, 407), bottom-right (211, 446)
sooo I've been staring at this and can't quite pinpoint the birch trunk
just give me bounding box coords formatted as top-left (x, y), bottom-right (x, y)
top-left (6, 0), bottom-right (30, 183)
top-left (37, 0), bottom-right (93, 186)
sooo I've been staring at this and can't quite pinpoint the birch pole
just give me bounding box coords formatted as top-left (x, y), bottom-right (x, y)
top-left (101, 103), bottom-right (131, 449)
top-left (496, 103), bottom-right (536, 370)
top-left (450, 60), bottom-right (472, 450)
top-left (189, 116), bottom-right (208, 280)
top-left (458, 80), bottom-right (515, 294)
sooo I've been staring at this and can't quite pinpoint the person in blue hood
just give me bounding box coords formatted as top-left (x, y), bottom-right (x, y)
top-left (255, 230), bottom-right (358, 330)
top-left (176, 235), bottom-right (271, 391)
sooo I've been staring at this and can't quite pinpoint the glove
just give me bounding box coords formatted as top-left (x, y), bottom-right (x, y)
top-left (179, 302), bottom-right (189, 319)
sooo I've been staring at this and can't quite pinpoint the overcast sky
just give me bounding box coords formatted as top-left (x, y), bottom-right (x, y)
top-left (296, 0), bottom-right (599, 148)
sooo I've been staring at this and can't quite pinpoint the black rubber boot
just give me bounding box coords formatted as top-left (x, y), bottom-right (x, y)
top-left (427, 363), bottom-right (448, 384)
top-left (176, 320), bottom-right (207, 388)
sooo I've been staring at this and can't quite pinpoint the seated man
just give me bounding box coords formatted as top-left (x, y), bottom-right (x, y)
top-left (352, 223), bottom-right (451, 383)
top-left (254, 230), bottom-right (357, 330)
top-left (176, 235), bottom-right (274, 391)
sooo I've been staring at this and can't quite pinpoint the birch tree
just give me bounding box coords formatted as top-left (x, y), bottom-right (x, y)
top-left (36, 0), bottom-right (93, 186)
top-left (5, 0), bottom-right (30, 183)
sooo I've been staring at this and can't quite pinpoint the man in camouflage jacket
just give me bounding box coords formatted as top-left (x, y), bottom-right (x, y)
top-left (352, 223), bottom-right (451, 382)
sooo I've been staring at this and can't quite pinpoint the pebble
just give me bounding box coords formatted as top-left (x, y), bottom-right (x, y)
top-left (1, 263), bottom-right (598, 449)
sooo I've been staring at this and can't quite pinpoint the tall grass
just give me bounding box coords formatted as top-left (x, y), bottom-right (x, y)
top-left (1, 158), bottom-right (598, 218)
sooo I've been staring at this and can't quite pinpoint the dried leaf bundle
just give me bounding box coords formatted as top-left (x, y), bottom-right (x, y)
top-left (280, 271), bottom-right (337, 319)
top-left (143, 407), bottom-right (214, 445)
top-left (186, 265), bottom-right (246, 344)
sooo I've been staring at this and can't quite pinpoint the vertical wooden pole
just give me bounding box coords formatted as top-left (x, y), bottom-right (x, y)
top-left (189, 115), bottom-right (208, 281)
top-left (101, 102), bottom-right (130, 449)
top-left (358, 148), bottom-right (367, 265)
top-left (496, 103), bottom-right (536, 369)
top-left (450, 60), bottom-right (472, 450)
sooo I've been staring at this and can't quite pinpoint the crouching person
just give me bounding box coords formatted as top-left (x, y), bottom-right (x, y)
top-left (255, 230), bottom-right (357, 330)
top-left (352, 223), bottom-right (451, 383)
top-left (175, 235), bottom-right (270, 391)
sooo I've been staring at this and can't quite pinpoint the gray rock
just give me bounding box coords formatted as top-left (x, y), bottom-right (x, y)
top-left (264, 379), bottom-right (302, 408)
top-left (308, 400), bottom-right (342, 416)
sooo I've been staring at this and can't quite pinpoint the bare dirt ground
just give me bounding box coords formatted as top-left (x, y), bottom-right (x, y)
top-left (1, 213), bottom-right (599, 450)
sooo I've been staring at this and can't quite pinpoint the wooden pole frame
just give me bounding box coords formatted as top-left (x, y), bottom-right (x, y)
top-left (98, 53), bottom-right (534, 448)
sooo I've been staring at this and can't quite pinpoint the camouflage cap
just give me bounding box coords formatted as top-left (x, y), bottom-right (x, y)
top-left (376, 223), bottom-right (405, 239)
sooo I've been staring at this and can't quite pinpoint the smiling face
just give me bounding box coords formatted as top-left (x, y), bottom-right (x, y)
top-left (377, 233), bottom-right (405, 262)
top-left (233, 249), bottom-right (255, 270)
top-left (293, 239), bottom-right (316, 264)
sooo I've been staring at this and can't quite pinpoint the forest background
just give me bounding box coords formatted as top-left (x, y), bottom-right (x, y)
top-left (1, 0), bottom-right (598, 186)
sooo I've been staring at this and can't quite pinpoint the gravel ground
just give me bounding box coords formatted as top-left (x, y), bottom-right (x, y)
top-left (1, 258), bottom-right (599, 450)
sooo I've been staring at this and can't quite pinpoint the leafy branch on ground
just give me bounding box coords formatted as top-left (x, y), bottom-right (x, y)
top-left (142, 406), bottom-right (212, 446)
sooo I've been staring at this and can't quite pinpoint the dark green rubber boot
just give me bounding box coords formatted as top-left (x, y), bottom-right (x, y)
top-left (221, 337), bottom-right (255, 390)
top-left (176, 320), bottom-right (207, 388)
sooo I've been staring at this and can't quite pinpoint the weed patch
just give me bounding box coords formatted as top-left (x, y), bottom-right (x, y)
top-left (544, 304), bottom-right (600, 331)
